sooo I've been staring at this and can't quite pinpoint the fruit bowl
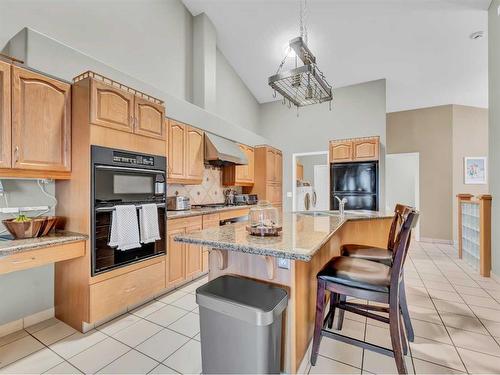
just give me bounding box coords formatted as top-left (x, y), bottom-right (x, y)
top-left (2, 216), bottom-right (59, 239)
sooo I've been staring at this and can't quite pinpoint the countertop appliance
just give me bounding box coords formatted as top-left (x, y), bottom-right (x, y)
top-left (91, 145), bottom-right (166, 275)
top-left (330, 161), bottom-right (378, 211)
top-left (167, 196), bottom-right (191, 211)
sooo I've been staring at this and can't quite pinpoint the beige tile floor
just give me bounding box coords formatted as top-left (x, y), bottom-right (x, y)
top-left (1, 241), bottom-right (500, 374)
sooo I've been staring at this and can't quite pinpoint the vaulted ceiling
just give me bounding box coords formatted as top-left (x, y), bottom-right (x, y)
top-left (183, 0), bottom-right (490, 112)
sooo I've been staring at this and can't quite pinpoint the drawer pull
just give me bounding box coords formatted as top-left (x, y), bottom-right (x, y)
top-left (11, 257), bottom-right (36, 264)
top-left (124, 286), bottom-right (137, 293)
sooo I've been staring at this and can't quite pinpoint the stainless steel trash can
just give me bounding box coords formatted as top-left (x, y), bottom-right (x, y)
top-left (196, 275), bottom-right (288, 374)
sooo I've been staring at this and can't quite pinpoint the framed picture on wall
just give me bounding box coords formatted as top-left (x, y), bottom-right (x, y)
top-left (464, 157), bottom-right (487, 184)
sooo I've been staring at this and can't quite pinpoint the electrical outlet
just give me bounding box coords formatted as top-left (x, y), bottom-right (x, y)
top-left (277, 258), bottom-right (290, 269)
top-left (286, 191), bottom-right (293, 198)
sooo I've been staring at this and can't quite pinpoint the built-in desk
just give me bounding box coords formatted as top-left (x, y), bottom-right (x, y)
top-left (0, 231), bottom-right (87, 275)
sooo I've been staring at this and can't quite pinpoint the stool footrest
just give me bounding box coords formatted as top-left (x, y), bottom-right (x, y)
top-left (321, 329), bottom-right (395, 358)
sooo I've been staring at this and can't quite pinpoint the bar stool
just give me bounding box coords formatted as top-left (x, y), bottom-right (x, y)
top-left (310, 209), bottom-right (419, 375)
top-left (339, 204), bottom-right (414, 342)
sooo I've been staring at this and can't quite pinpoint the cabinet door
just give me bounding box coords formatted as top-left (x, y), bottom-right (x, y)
top-left (185, 224), bottom-right (202, 278)
top-left (0, 61), bottom-right (11, 169)
top-left (235, 144), bottom-right (249, 182)
top-left (352, 137), bottom-right (379, 161)
top-left (297, 163), bottom-right (304, 181)
top-left (246, 146), bottom-right (255, 183)
top-left (330, 141), bottom-right (353, 163)
top-left (90, 80), bottom-right (134, 132)
top-left (134, 98), bottom-right (165, 139)
top-left (274, 151), bottom-right (282, 183)
top-left (12, 67), bottom-right (71, 171)
top-left (266, 149), bottom-right (276, 182)
top-left (167, 227), bottom-right (186, 287)
top-left (168, 121), bottom-right (186, 180)
top-left (185, 126), bottom-right (204, 182)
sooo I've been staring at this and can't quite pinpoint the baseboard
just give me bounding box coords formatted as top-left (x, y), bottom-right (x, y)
top-left (0, 307), bottom-right (55, 338)
top-left (297, 340), bottom-right (313, 374)
top-left (419, 237), bottom-right (454, 245)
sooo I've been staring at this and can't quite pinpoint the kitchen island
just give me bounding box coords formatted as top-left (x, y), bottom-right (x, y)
top-left (174, 211), bottom-right (392, 374)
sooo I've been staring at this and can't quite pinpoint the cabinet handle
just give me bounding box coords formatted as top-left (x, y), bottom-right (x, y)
top-left (124, 286), bottom-right (137, 293)
top-left (14, 146), bottom-right (19, 163)
top-left (11, 257), bottom-right (35, 265)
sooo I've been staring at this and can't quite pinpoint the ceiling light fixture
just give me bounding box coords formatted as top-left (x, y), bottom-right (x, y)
top-left (268, 0), bottom-right (333, 115)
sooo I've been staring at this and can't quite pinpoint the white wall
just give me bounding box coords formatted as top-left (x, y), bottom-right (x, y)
top-left (216, 49), bottom-right (260, 135)
top-left (296, 154), bottom-right (328, 184)
top-left (259, 79), bottom-right (387, 212)
top-left (489, 0), bottom-right (500, 276)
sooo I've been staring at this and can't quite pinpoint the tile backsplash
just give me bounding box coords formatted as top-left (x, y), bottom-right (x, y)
top-left (167, 166), bottom-right (241, 205)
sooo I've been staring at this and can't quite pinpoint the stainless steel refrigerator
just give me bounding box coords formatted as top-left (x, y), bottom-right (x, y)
top-left (330, 161), bottom-right (379, 211)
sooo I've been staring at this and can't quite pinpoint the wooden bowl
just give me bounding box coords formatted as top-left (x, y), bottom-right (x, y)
top-left (38, 216), bottom-right (58, 236)
top-left (3, 217), bottom-right (46, 239)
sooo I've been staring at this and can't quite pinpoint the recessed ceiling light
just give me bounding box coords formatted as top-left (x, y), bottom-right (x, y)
top-left (470, 31), bottom-right (484, 40)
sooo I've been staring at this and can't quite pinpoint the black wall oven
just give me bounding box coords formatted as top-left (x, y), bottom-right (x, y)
top-left (91, 146), bottom-right (166, 275)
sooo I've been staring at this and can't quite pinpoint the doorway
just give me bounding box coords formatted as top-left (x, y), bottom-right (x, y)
top-left (385, 152), bottom-right (420, 240)
top-left (292, 151), bottom-right (329, 211)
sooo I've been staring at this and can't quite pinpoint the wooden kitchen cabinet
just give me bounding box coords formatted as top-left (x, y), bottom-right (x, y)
top-left (134, 97), bottom-right (166, 140)
top-left (12, 66), bottom-right (71, 172)
top-left (89, 77), bottom-right (165, 141)
top-left (329, 136), bottom-right (380, 163)
top-left (168, 120), bottom-right (186, 180)
top-left (185, 223), bottom-right (203, 278)
top-left (166, 215), bottom-right (204, 288)
top-left (167, 119), bottom-right (204, 184)
top-left (329, 140), bottom-right (353, 163)
top-left (352, 137), bottom-right (379, 161)
top-left (0, 60), bottom-right (11, 169)
top-left (245, 145), bottom-right (283, 206)
top-left (202, 213), bottom-right (220, 273)
top-left (222, 144), bottom-right (255, 186)
top-left (90, 79), bottom-right (134, 133)
top-left (166, 227), bottom-right (186, 287)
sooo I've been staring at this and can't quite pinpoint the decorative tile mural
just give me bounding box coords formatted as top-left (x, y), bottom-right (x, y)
top-left (167, 166), bottom-right (242, 205)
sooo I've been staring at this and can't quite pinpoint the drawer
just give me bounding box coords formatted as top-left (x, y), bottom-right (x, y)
top-left (168, 215), bottom-right (203, 230)
top-left (203, 213), bottom-right (220, 229)
top-left (0, 241), bottom-right (85, 276)
top-left (219, 208), bottom-right (250, 221)
top-left (89, 260), bottom-right (165, 322)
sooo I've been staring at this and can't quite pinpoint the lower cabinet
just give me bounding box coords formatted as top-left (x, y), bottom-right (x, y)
top-left (166, 215), bottom-right (204, 289)
top-left (89, 260), bottom-right (165, 323)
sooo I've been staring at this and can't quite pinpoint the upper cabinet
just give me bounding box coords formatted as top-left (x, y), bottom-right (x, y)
top-left (329, 136), bottom-right (379, 163)
top-left (90, 80), bottom-right (134, 132)
top-left (167, 119), bottom-right (204, 184)
top-left (134, 98), bottom-right (166, 139)
top-left (222, 144), bottom-right (255, 186)
top-left (0, 61), bottom-right (11, 169)
top-left (245, 145), bottom-right (283, 207)
top-left (7, 66), bottom-right (71, 176)
top-left (89, 77), bottom-right (165, 140)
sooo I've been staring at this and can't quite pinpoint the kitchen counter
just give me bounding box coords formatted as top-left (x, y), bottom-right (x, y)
top-left (174, 210), bottom-right (393, 373)
top-left (166, 204), bottom-right (256, 220)
top-left (0, 230), bottom-right (88, 259)
top-left (174, 210), bottom-right (392, 261)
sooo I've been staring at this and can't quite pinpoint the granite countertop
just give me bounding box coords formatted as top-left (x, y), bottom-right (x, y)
top-left (166, 204), bottom-right (256, 220)
top-left (174, 210), bottom-right (392, 261)
top-left (0, 231), bottom-right (88, 259)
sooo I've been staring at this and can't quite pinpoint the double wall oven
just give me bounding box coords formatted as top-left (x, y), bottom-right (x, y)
top-left (91, 146), bottom-right (166, 275)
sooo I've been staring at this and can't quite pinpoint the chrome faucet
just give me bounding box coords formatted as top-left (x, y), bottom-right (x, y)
top-left (334, 196), bottom-right (348, 216)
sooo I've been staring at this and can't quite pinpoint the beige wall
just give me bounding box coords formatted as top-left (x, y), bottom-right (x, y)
top-left (489, 0), bottom-right (500, 275)
top-left (387, 105), bottom-right (453, 241)
top-left (387, 105), bottom-right (489, 242)
top-left (452, 105), bottom-right (489, 243)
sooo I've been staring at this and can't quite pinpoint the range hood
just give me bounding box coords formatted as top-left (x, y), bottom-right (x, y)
top-left (204, 133), bottom-right (248, 166)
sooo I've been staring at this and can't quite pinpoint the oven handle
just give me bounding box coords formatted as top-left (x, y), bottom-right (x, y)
top-left (95, 203), bottom-right (166, 212)
top-left (95, 164), bottom-right (166, 175)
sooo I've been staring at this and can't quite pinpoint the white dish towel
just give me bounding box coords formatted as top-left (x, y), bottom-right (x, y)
top-left (139, 203), bottom-right (161, 244)
top-left (108, 205), bottom-right (141, 251)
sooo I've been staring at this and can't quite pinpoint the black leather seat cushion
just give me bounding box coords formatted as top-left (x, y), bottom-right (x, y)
top-left (342, 244), bottom-right (392, 265)
top-left (318, 256), bottom-right (391, 293)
